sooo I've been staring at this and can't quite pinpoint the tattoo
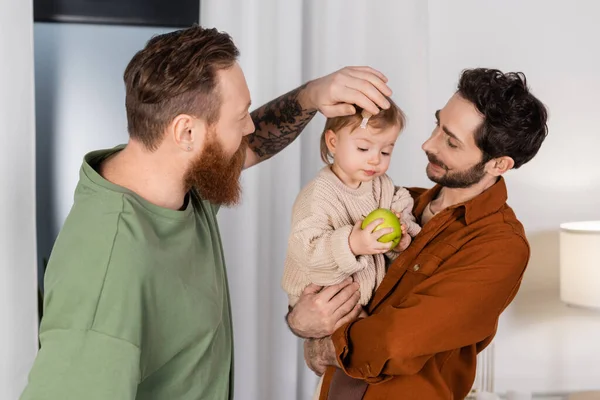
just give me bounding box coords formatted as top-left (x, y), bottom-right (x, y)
top-left (248, 84), bottom-right (317, 162)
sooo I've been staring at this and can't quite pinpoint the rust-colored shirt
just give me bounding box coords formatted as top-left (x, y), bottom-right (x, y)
top-left (320, 177), bottom-right (530, 400)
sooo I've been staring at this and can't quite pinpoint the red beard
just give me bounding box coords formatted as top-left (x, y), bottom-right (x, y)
top-left (185, 135), bottom-right (248, 206)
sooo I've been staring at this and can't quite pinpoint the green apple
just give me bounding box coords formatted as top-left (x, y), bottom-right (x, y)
top-left (361, 208), bottom-right (402, 248)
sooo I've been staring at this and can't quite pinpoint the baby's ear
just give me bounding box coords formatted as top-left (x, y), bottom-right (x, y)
top-left (324, 129), bottom-right (337, 154)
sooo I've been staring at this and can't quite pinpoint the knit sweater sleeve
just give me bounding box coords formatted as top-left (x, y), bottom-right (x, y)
top-left (390, 185), bottom-right (422, 237)
top-left (376, 176), bottom-right (422, 260)
top-left (287, 183), bottom-right (372, 287)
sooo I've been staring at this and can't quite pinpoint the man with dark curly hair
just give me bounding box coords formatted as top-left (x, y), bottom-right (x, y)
top-left (288, 68), bottom-right (549, 400)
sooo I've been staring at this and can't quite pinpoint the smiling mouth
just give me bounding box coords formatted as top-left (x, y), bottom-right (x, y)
top-left (426, 152), bottom-right (448, 171)
top-left (428, 162), bottom-right (445, 171)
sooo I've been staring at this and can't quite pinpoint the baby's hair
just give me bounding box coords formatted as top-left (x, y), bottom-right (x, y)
top-left (320, 96), bottom-right (406, 164)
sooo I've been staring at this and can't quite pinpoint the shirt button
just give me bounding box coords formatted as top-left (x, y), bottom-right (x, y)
top-left (413, 264), bottom-right (420, 272)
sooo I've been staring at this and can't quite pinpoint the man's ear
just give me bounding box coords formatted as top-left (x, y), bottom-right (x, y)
top-left (325, 129), bottom-right (337, 157)
top-left (170, 114), bottom-right (207, 153)
top-left (486, 156), bottom-right (514, 176)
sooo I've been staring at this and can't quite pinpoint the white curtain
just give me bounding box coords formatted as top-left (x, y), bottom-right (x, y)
top-left (201, 1), bottom-right (311, 398)
top-left (201, 1), bottom-right (430, 398)
top-left (0, 0), bottom-right (39, 398)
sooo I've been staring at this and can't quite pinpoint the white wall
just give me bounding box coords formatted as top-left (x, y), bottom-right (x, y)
top-left (0, 0), bottom-right (39, 398)
top-left (426, 0), bottom-right (600, 393)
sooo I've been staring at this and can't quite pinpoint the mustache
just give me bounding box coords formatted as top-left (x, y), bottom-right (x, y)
top-left (426, 152), bottom-right (448, 170)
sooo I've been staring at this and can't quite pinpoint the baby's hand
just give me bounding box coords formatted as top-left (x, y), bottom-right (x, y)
top-left (349, 219), bottom-right (394, 256)
top-left (392, 223), bottom-right (412, 253)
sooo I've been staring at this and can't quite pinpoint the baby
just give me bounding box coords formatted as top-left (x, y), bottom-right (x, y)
top-left (282, 98), bottom-right (421, 308)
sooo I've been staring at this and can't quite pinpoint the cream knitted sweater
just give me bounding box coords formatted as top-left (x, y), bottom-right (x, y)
top-left (282, 166), bottom-right (422, 306)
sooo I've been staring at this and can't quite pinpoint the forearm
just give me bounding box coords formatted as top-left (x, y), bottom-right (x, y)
top-left (248, 83), bottom-right (317, 163)
top-left (391, 188), bottom-right (421, 238)
top-left (306, 225), bottom-right (371, 281)
top-left (295, 222), bottom-right (382, 307)
top-left (331, 294), bottom-right (496, 381)
top-left (304, 336), bottom-right (340, 375)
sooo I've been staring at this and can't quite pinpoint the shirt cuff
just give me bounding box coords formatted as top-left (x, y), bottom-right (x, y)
top-left (331, 321), bottom-right (392, 384)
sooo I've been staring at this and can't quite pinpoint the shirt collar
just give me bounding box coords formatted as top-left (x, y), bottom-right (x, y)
top-left (413, 177), bottom-right (508, 225)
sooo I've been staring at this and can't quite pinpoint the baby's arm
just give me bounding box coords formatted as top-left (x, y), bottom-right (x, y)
top-left (283, 181), bottom-right (385, 306)
top-left (289, 212), bottom-right (380, 306)
top-left (380, 185), bottom-right (422, 259)
top-left (391, 186), bottom-right (422, 237)
top-left (290, 210), bottom-right (373, 286)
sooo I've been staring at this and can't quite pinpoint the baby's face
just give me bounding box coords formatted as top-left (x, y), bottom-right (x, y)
top-left (333, 123), bottom-right (400, 187)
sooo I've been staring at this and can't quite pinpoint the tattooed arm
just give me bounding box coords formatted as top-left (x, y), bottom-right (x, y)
top-left (243, 66), bottom-right (394, 169)
top-left (244, 84), bottom-right (316, 169)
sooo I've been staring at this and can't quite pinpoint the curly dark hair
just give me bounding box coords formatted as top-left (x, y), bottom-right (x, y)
top-left (457, 68), bottom-right (548, 169)
top-left (124, 26), bottom-right (239, 150)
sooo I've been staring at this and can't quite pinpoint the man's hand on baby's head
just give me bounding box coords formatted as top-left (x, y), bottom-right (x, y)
top-left (303, 66), bottom-right (392, 118)
top-left (349, 219), bottom-right (394, 256)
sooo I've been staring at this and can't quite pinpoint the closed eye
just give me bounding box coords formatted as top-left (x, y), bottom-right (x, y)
top-left (357, 147), bottom-right (368, 152)
top-left (381, 152), bottom-right (390, 156)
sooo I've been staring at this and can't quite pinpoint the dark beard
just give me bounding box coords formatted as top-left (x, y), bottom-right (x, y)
top-left (185, 136), bottom-right (248, 206)
top-left (426, 152), bottom-right (487, 189)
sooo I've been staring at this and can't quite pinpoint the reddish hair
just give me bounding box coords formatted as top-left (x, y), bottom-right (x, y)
top-left (124, 25), bottom-right (239, 150)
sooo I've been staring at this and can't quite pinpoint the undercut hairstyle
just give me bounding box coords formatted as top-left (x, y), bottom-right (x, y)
top-left (124, 25), bottom-right (239, 150)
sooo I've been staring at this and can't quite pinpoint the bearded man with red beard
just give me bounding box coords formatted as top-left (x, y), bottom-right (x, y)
top-left (21, 26), bottom-right (391, 400)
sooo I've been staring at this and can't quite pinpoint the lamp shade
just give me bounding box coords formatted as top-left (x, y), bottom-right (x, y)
top-left (559, 221), bottom-right (600, 309)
